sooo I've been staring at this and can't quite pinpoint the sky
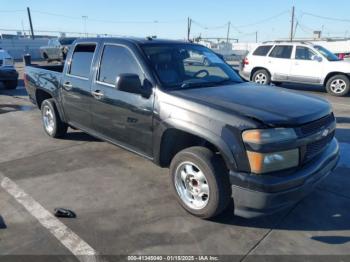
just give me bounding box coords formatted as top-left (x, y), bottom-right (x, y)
top-left (1, 0), bottom-right (350, 42)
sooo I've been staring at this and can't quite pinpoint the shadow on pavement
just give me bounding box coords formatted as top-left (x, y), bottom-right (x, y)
top-left (278, 83), bottom-right (325, 93)
top-left (213, 187), bottom-right (350, 232)
top-left (311, 236), bottom-right (350, 245)
top-left (64, 131), bottom-right (101, 142)
top-left (0, 216), bottom-right (7, 229)
top-left (0, 104), bottom-right (35, 114)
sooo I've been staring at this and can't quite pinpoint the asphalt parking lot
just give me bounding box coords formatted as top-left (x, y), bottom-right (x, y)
top-left (0, 62), bottom-right (350, 262)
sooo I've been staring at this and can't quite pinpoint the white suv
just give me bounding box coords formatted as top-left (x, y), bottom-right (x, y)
top-left (241, 41), bottom-right (350, 96)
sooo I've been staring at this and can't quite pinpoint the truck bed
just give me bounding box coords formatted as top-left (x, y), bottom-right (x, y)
top-left (24, 63), bottom-right (64, 105)
top-left (28, 63), bottom-right (64, 73)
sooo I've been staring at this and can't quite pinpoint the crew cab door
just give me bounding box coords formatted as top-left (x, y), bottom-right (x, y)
top-left (91, 44), bottom-right (154, 157)
top-left (61, 43), bottom-right (97, 129)
top-left (266, 45), bottom-right (293, 81)
top-left (289, 46), bottom-right (324, 84)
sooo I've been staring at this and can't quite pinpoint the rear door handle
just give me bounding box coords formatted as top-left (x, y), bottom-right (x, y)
top-left (63, 82), bottom-right (73, 90)
top-left (91, 90), bottom-right (104, 99)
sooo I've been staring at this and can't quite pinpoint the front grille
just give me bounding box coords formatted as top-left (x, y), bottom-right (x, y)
top-left (300, 114), bottom-right (335, 136)
top-left (304, 131), bottom-right (334, 162)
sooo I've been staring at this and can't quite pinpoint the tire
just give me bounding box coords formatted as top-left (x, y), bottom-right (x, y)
top-left (43, 53), bottom-right (49, 60)
top-left (170, 146), bottom-right (231, 219)
top-left (252, 69), bottom-right (271, 85)
top-left (326, 74), bottom-right (350, 97)
top-left (41, 99), bottom-right (68, 138)
top-left (4, 80), bottom-right (18, 90)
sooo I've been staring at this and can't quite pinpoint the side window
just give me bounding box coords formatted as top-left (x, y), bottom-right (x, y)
top-left (98, 45), bottom-right (143, 85)
top-left (253, 45), bottom-right (273, 56)
top-left (69, 44), bottom-right (96, 78)
top-left (295, 46), bottom-right (317, 60)
top-left (269, 45), bottom-right (293, 59)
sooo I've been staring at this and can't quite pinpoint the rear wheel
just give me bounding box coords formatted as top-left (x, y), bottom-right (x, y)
top-left (252, 69), bottom-right (271, 85)
top-left (3, 80), bottom-right (18, 90)
top-left (170, 146), bottom-right (231, 219)
top-left (41, 99), bottom-right (68, 138)
top-left (326, 75), bottom-right (350, 96)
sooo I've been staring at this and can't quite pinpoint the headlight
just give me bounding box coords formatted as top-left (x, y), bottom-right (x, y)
top-left (242, 128), bottom-right (299, 174)
top-left (246, 149), bottom-right (299, 174)
top-left (242, 128), bottom-right (297, 144)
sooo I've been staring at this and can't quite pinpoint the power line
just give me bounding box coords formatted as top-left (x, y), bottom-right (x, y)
top-left (302, 12), bottom-right (350, 23)
top-left (235, 10), bottom-right (289, 28)
top-left (191, 20), bottom-right (229, 30)
top-left (32, 10), bottom-right (184, 24)
top-left (0, 10), bottom-right (25, 13)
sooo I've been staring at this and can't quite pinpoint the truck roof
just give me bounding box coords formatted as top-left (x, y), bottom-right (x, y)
top-left (74, 37), bottom-right (190, 45)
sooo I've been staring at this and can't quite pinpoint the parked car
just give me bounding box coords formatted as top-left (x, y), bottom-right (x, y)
top-left (24, 38), bottom-right (339, 219)
top-left (184, 51), bottom-right (210, 66)
top-left (0, 49), bottom-right (18, 89)
top-left (40, 37), bottom-right (77, 62)
top-left (241, 41), bottom-right (350, 96)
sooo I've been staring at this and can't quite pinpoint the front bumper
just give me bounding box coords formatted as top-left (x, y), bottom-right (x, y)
top-left (230, 138), bottom-right (340, 218)
top-left (0, 67), bottom-right (19, 81)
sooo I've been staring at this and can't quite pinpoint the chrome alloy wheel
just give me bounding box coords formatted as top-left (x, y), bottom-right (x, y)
top-left (43, 105), bottom-right (55, 135)
top-left (254, 73), bottom-right (267, 84)
top-left (330, 79), bottom-right (347, 94)
top-left (174, 161), bottom-right (209, 210)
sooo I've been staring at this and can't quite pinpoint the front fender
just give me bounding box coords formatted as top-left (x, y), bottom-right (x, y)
top-left (153, 117), bottom-right (241, 171)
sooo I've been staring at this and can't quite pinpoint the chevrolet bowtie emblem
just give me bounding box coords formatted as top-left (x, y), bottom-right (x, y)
top-left (322, 128), bottom-right (330, 137)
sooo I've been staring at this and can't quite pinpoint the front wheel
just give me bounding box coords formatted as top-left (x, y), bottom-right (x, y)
top-left (252, 69), bottom-right (271, 85)
top-left (326, 75), bottom-right (350, 96)
top-left (170, 146), bottom-right (231, 219)
top-left (41, 99), bottom-right (68, 138)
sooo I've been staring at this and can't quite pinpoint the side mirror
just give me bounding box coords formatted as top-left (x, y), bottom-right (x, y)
top-left (116, 74), bottom-right (152, 98)
top-left (312, 55), bottom-right (323, 62)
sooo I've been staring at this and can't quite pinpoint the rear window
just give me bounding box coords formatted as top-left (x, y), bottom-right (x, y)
top-left (69, 44), bottom-right (96, 78)
top-left (253, 45), bottom-right (273, 56)
top-left (269, 45), bottom-right (293, 59)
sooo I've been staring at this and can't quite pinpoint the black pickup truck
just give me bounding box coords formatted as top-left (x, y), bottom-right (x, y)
top-left (24, 38), bottom-right (339, 219)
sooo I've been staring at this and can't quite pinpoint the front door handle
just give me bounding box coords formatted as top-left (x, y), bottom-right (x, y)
top-left (91, 90), bottom-right (104, 99)
top-left (63, 82), bottom-right (73, 90)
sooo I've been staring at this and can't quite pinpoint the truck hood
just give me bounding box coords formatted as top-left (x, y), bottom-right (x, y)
top-left (170, 82), bottom-right (332, 127)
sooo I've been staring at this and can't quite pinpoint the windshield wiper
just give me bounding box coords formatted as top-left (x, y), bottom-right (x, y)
top-left (180, 82), bottom-right (212, 89)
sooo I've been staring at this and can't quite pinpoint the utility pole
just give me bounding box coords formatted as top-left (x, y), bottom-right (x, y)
top-left (290, 6), bottom-right (295, 41)
top-left (27, 7), bottom-right (35, 39)
top-left (226, 21), bottom-right (231, 43)
top-left (255, 31), bottom-right (258, 43)
top-left (187, 17), bottom-right (192, 41)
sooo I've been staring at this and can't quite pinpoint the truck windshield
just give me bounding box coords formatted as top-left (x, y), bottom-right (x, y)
top-left (314, 45), bottom-right (340, 61)
top-left (142, 44), bottom-right (242, 89)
